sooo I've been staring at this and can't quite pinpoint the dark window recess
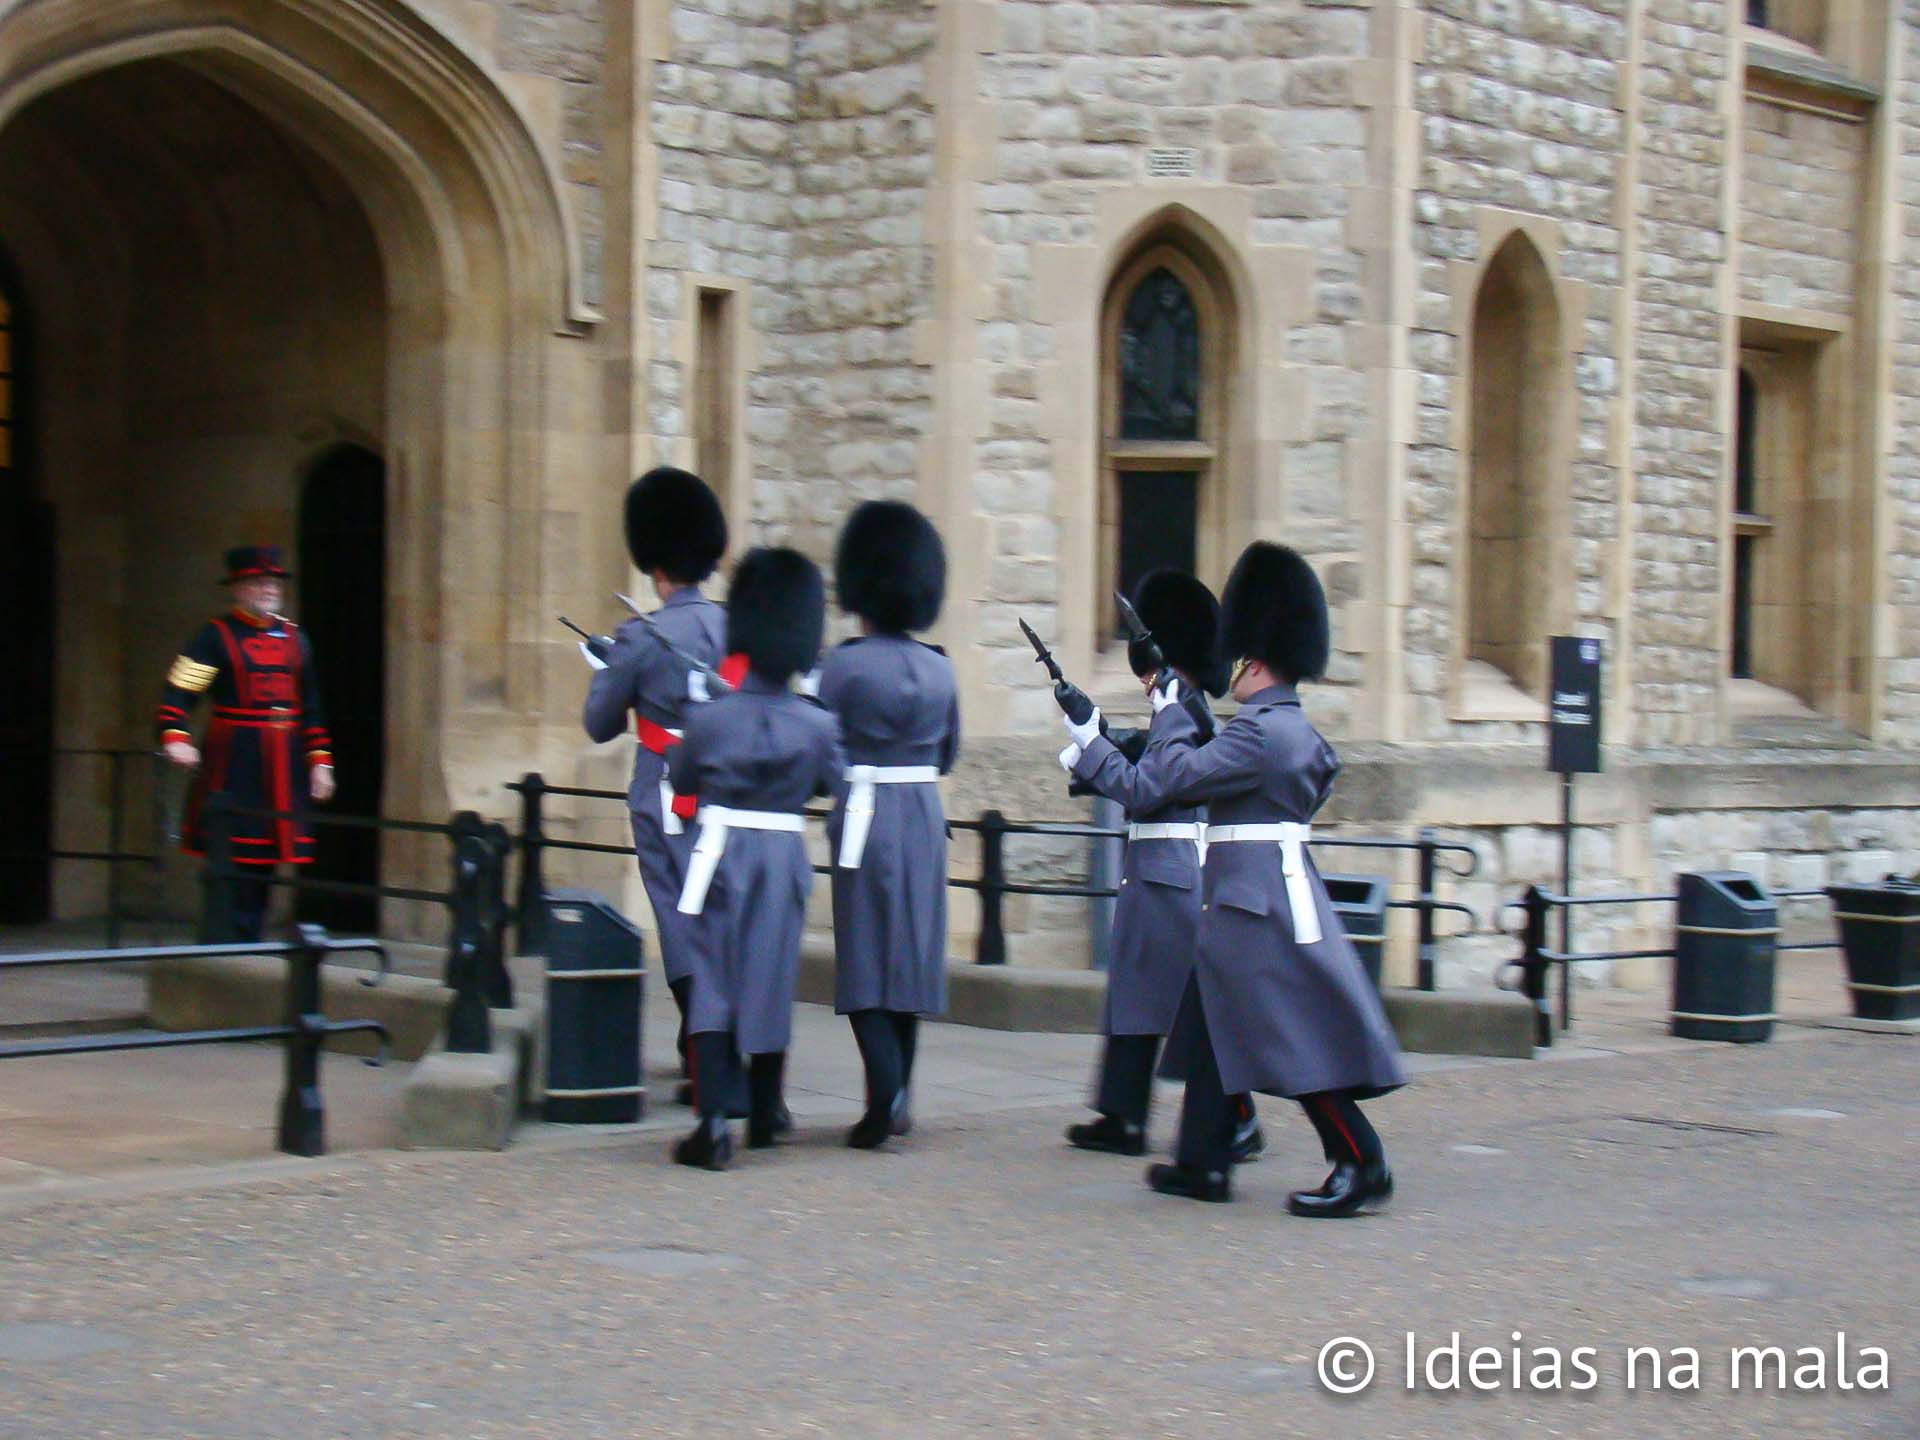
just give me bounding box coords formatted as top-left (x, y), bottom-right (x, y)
top-left (1735, 370), bottom-right (1758, 514)
top-left (1732, 535), bottom-right (1756, 680)
top-left (1747, 0), bottom-right (1768, 27)
top-left (1731, 369), bottom-right (1759, 680)
top-left (297, 444), bottom-right (387, 933)
top-left (1119, 268), bottom-right (1200, 441)
top-left (1117, 471), bottom-right (1198, 632)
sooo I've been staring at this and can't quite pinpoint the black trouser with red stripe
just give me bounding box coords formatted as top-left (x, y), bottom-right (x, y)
top-left (1172, 1000), bottom-right (1376, 1174)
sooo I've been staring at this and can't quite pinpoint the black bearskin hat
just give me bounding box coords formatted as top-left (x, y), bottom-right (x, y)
top-left (1134, 569), bottom-right (1228, 698)
top-left (1218, 542), bottom-right (1330, 683)
top-left (835, 500), bottom-right (947, 633)
top-left (624, 466), bottom-right (727, 584)
top-left (727, 547), bottom-right (825, 683)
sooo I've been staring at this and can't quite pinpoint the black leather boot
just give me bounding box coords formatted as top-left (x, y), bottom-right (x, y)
top-left (1066, 1114), bottom-right (1147, 1156)
top-left (846, 1108), bottom-right (893, 1149)
top-left (1145, 1161), bottom-right (1232, 1203)
top-left (673, 1080), bottom-right (695, 1107)
top-left (1287, 1159), bottom-right (1393, 1218)
top-left (672, 1116), bottom-right (733, 1171)
top-left (889, 1087), bottom-right (912, 1137)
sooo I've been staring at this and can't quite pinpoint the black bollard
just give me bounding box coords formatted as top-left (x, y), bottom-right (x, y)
top-left (444, 812), bottom-right (494, 1054)
top-left (276, 923), bottom-right (329, 1156)
top-left (976, 808), bottom-right (1008, 966)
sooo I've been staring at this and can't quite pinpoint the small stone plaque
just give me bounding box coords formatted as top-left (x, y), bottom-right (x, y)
top-left (0, 1323), bottom-right (131, 1364)
top-left (1145, 147), bottom-right (1199, 179)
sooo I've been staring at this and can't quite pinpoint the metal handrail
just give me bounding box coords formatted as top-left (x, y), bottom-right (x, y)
top-left (0, 925), bottom-right (390, 1156)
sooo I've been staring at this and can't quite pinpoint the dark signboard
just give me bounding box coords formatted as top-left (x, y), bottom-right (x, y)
top-left (1548, 635), bottom-right (1603, 774)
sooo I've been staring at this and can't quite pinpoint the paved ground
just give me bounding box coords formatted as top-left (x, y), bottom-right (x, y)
top-left (2, 929), bottom-right (1915, 1437)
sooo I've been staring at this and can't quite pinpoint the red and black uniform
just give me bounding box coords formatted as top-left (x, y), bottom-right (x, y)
top-left (158, 610), bottom-right (331, 935)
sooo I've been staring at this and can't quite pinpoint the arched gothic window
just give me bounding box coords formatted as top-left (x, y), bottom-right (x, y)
top-left (1100, 238), bottom-right (1235, 644)
top-left (1465, 232), bottom-right (1568, 699)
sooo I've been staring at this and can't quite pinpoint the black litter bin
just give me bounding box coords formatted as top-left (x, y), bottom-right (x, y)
top-left (542, 888), bottom-right (646, 1122)
top-left (1670, 872), bottom-right (1777, 1042)
top-left (1324, 873), bottom-right (1388, 991)
top-left (1826, 877), bottom-right (1920, 1022)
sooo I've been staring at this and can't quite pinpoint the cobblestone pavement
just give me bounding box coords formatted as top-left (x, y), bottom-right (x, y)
top-left (1, 1011), bottom-right (1915, 1438)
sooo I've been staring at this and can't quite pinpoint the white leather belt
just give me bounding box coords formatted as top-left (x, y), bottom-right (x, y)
top-left (656, 728), bottom-right (686, 834)
top-left (1202, 822), bottom-right (1321, 944)
top-left (1126, 821), bottom-right (1206, 865)
top-left (676, 806), bottom-right (807, 915)
top-left (838, 764), bottom-right (940, 869)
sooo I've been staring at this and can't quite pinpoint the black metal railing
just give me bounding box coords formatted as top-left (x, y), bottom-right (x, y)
top-left (197, 795), bottom-right (513, 1054)
top-left (0, 925), bottom-right (390, 1156)
top-left (507, 772), bottom-right (1480, 982)
top-left (1500, 884), bottom-right (1840, 1047)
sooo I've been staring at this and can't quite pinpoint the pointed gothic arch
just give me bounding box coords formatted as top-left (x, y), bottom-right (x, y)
top-left (1097, 211), bottom-right (1246, 651)
top-left (1462, 229), bottom-right (1572, 701)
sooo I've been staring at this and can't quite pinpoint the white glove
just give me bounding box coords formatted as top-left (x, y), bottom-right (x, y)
top-left (579, 640), bottom-right (608, 672)
top-left (687, 668), bottom-right (711, 703)
top-left (1151, 674), bottom-right (1181, 713)
top-left (795, 667), bottom-right (822, 699)
top-left (1057, 743), bottom-right (1083, 774)
top-left (1063, 706), bottom-right (1103, 749)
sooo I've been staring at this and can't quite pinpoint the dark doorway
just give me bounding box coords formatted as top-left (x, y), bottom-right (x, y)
top-left (297, 444), bottom-right (385, 933)
top-left (0, 261), bottom-right (54, 924)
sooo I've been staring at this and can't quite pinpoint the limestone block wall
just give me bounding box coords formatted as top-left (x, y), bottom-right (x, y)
top-left (647, 0), bottom-right (799, 520)
top-left (1407, 0), bottom-right (1629, 740)
top-left (487, 0), bottom-right (609, 304)
top-left (1738, 93), bottom-right (1864, 315)
top-left (972, 0), bottom-right (1383, 735)
top-left (1885, 6), bottom-right (1920, 744)
top-left (786, 0), bottom-right (940, 558)
top-left (1627, 0), bottom-right (1734, 745)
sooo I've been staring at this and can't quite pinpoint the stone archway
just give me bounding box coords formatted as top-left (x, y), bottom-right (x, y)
top-left (0, 0), bottom-right (590, 922)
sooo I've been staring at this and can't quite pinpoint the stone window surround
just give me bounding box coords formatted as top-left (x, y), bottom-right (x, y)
top-left (1444, 209), bottom-right (1591, 726)
top-left (1030, 187), bottom-right (1312, 686)
top-left (1729, 305), bottom-right (1874, 724)
top-left (1098, 239), bottom-right (1231, 643)
top-left (673, 273), bottom-right (757, 546)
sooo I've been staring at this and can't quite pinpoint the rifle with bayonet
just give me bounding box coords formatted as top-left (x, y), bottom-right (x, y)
top-left (1018, 618), bottom-right (1152, 776)
top-left (1114, 591), bottom-right (1164, 680)
top-left (614, 593), bottom-right (736, 694)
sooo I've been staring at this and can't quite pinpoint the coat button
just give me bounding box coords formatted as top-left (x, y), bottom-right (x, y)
top-left (1201, 904), bottom-right (1209, 912)
top-left (1120, 878), bottom-right (1128, 886)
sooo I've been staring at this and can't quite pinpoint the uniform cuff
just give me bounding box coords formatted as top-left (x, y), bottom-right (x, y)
top-left (160, 728), bottom-right (191, 745)
top-left (308, 752), bottom-right (333, 768)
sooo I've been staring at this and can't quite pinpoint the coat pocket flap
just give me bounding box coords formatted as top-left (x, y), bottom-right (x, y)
top-left (1135, 852), bottom-right (1196, 890)
top-left (1213, 879), bottom-right (1271, 916)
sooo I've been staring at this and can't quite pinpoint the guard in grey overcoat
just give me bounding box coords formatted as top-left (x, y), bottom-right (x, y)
top-left (580, 467), bottom-right (733, 1101)
top-left (1066, 543), bottom-right (1405, 1211)
top-left (817, 501), bottom-right (960, 1148)
top-left (1062, 570), bottom-right (1260, 1161)
top-left (667, 547), bottom-right (844, 1169)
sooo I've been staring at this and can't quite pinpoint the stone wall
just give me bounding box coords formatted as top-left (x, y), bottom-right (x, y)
top-left (974, 0), bottom-right (1381, 735)
top-left (1884, 0), bottom-right (1920, 745)
top-left (1738, 93), bottom-right (1863, 315)
top-left (1627, 0), bottom-right (1733, 745)
top-left (1316, 745), bottom-right (1920, 988)
top-left (488, 0), bottom-right (609, 306)
top-left (648, 0), bottom-right (799, 522)
top-left (786, 0), bottom-right (940, 558)
top-left (1406, 0), bottom-right (1628, 739)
